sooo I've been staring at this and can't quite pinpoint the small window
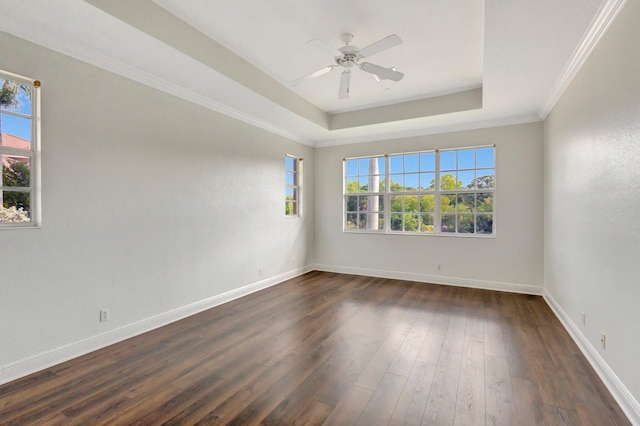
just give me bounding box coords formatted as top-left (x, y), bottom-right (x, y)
top-left (285, 155), bottom-right (302, 216)
top-left (1, 71), bottom-right (40, 228)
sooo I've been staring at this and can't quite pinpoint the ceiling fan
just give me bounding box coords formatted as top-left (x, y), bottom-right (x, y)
top-left (293, 33), bottom-right (405, 99)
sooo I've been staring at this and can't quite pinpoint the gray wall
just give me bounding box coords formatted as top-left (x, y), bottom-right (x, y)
top-left (314, 122), bottom-right (544, 293)
top-left (544, 0), bottom-right (640, 405)
top-left (0, 32), bottom-right (314, 376)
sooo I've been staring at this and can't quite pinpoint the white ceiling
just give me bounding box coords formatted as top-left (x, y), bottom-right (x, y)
top-left (0, 0), bottom-right (618, 147)
top-left (154, 0), bottom-right (485, 113)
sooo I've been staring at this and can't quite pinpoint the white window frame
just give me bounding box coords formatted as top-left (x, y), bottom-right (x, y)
top-left (343, 145), bottom-right (495, 236)
top-left (285, 154), bottom-right (302, 217)
top-left (0, 70), bottom-right (41, 229)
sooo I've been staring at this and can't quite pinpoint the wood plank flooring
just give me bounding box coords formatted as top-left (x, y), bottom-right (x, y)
top-left (0, 271), bottom-right (630, 425)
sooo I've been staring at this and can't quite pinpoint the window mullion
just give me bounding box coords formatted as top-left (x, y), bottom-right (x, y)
top-left (384, 154), bottom-right (390, 233)
top-left (434, 149), bottom-right (441, 234)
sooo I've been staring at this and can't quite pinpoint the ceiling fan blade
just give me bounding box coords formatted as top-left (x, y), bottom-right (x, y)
top-left (292, 65), bottom-right (337, 86)
top-left (338, 70), bottom-right (351, 99)
top-left (358, 34), bottom-right (402, 59)
top-left (307, 39), bottom-right (343, 57)
top-left (360, 62), bottom-right (404, 82)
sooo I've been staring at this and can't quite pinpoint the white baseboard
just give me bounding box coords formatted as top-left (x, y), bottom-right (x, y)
top-left (312, 263), bottom-right (543, 295)
top-left (1, 265), bottom-right (314, 386)
top-left (543, 290), bottom-right (640, 425)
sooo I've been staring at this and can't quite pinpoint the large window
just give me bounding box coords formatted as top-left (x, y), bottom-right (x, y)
top-left (344, 146), bottom-right (495, 236)
top-left (285, 155), bottom-right (302, 216)
top-left (1, 71), bottom-right (40, 227)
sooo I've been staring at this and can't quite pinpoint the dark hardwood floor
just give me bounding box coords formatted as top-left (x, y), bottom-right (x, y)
top-left (0, 271), bottom-right (630, 425)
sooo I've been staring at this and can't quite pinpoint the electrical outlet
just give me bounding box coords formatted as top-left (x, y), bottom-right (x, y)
top-left (600, 332), bottom-right (606, 349)
top-left (581, 312), bottom-right (586, 326)
top-left (259, 268), bottom-right (263, 276)
top-left (437, 263), bottom-right (441, 271)
top-left (100, 309), bottom-right (109, 322)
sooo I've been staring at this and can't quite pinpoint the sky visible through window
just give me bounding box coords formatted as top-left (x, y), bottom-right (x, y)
top-left (1, 80), bottom-right (32, 141)
top-left (345, 148), bottom-right (494, 190)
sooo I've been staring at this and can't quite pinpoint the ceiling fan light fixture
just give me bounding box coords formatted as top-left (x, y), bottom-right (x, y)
top-left (294, 33), bottom-right (404, 99)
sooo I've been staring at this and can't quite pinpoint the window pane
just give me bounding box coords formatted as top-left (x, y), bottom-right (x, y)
top-left (358, 196), bottom-right (368, 211)
top-left (357, 213), bottom-right (368, 229)
top-left (345, 159), bottom-right (358, 176)
top-left (345, 178), bottom-right (359, 193)
top-left (365, 212), bottom-right (382, 230)
top-left (389, 174), bottom-right (403, 191)
top-left (375, 156), bottom-right (386, 175)
top-left (441, 194), bottom-right (455, 213)
top-left (358, 158), bottom-right (369, 175)
top-left (420, 194), bottom-right (434, 212)
top-left (0, 78), bottom-right (32, 114)
top-left (477, 214), bottom-right (493, 234)
top-left (457, 193), bottom-right (474, 213)
top-left (285, 200), bottom-right (296, 215)
top-left (404, 173), bottom-right (418, 189)
top-left (441, 214), bottom-right (456, 233)
top-left (367, 174), bottom-right (382, 193)
top-left (404, 214), bottom-right (419, 231)
top-left (458, 214), bottom-right (475, 233)
top-left (285, 171), bottom-right (295, 186)
top-left (0, 114), bottom-right (32, 145)
top-left (345, 195), bottom-right (358, 212)
top-left (405, 154), bottom-right (419, 173)
top-left (440, 173), bottom-right (457, 190)
top-left (2, 156), bottom-right (31, 187)
top-left (390, 213), bottom-right (402, 231)
top-left (1, 190), bottom-right (30, 223)
top-left (390, 155), bottom-right (403, 173)
top-left (358, 176), bottom-right (369, 190)
top-left (390, 195), bottom-right (403, 212)
top-left (458, 149), bottom-right (474, 169)
top-left (477, 147), bottom-right (495, 168)
top-left (420, 152), bottom-right (435, 172)
top-left (420, 214), bottom-right (434, 233)
top-left (458, 170), bottom-right (475, 189)
top-left (346, 213), bottom-right (357, 229)
top-left (375, 213), bottom-right (384, 230)
top-left (285, 156), bottom-right (294, 170)
top-left (420, 172), bottom-right (435, 189)
top-left (377, 195), bottom-right (385, 211)
top-left (440, 151), bottom-right (456, 171)
top-left (476, 193), bottom-right (493, 212)
top-left (405, 195), bottom-right (418, 212)
top-left (476, 170), bottom-right (495, 189)
top-left (285, 187), bottom-right (296, 199)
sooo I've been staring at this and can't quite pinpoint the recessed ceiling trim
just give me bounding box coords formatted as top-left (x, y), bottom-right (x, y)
top-left (315, 114), bottom-right (542, 148)
top-left (0, 29), bottom-right (313, 146)
top-left (329, 88), bottom-right (483, 130)
top-left (84, 0), bottom-right (329, 129)
top-left (539, 0), bottom-right (628, 119)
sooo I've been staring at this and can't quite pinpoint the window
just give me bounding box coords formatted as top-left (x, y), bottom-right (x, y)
top-left (344, 155), bottom-right (385, 230)
top-left (1, 71), bottom-right (40, 227)
top-left (344, 146), bottom-right (495, 235)
top-left (285, 155), bottom-right (302, 216)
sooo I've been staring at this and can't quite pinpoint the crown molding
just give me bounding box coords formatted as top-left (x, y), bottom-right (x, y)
top-left (539, 0), bottom-right (628, 119)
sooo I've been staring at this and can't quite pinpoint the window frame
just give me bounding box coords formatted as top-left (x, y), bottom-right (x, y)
top-left (0, 70), bottom-right (41, 229)
top-left (343, 145), bottom-right (495, 237)
top-left (285, 154), bottom-right (302, 217)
